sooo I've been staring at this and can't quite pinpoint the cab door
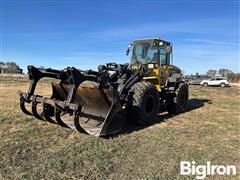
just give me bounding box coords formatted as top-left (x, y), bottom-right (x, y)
top-left (159, 44), bottom-right (171, 85)
top-left (208, 78), bottom-right (216, 85)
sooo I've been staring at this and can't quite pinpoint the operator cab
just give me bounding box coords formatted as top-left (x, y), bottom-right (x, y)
top-left (126, 38), bottom-right (172, 66)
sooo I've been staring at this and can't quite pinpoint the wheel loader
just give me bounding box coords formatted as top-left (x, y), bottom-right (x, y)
top-left (19, 38), bottom-right (189, 136)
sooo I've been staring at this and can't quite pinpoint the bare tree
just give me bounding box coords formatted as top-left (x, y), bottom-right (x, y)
top-left (1, 61), bottom-right (22, 74)
top-left (206, 69), bottom-right (217, 77)
top-left (181, 70), bottom-right (186, 75)
top-left (39, 66), bottom-right (46, 69)
top-left (218, 68), bottom-right (233, 77)
top-left (5, 62), bottom-right (20, 70)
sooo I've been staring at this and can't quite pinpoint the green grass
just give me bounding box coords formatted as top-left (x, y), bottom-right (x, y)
top-left (0, 78), bottom-right (239, 179)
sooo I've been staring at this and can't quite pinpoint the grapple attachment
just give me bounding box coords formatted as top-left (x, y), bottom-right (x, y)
top-left (19, 66), bottom-right (126, 136)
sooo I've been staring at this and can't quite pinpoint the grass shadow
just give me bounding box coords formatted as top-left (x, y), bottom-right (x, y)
top-left (185, 98), bottom-right (212, 112)
top-left (114, 98), bottom-right (212, 137)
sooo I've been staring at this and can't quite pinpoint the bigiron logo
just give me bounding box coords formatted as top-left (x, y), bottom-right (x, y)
top-left (180, 161), bottom-right (237, 179)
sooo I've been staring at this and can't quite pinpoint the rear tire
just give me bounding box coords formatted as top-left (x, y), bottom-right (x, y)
top-left (167, 83), bottom-right (189, 115)
top-left (128, 81), bottom-right (160, 125)
top-left (220, 83), bottom-right (225, 87)
top-left (203, 83), bottom-right (208, 87)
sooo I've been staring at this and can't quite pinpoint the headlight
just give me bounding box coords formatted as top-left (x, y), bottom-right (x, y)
top-left (148, 63), bottom-right (154, 69)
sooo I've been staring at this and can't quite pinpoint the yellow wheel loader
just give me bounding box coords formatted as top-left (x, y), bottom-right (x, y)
top-left (19, 38), bottom-right (189, 136)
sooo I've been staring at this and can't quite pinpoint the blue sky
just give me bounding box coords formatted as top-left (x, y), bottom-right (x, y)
top-left (1, 1), bottom-right (239, 74)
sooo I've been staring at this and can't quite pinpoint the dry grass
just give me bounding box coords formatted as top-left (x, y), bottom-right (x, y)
top-left (0, 77), bottom-right (239, 179)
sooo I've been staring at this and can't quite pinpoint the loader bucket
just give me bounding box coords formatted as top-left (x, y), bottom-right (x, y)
top-left (19, 66), bottom-right (127, 136)
top-left (52, 81), bottom-right (125, 136)
top-left (20, 80), bottom-right (125, 136)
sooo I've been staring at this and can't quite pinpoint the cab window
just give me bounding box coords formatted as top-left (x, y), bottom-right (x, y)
top-left (131, 42), bottom-right (159, 64)
top-left (159, 45), bottom-right (170, 65)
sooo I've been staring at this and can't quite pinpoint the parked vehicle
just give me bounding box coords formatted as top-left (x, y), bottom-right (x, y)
top-left (183, 75), bottom-right (203, 85)
top-left (200, 77), bottom-right (229, 87)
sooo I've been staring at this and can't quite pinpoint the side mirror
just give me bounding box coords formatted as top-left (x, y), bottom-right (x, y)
top-left (126, 47), bottom-right (130, 56)
top-left (165, 45), bottom-right (172, 53)
top-left (126, 44), bottom-right (133, 56)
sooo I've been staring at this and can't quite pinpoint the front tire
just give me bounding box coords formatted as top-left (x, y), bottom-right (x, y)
top-left (167, 83), bottom-right (189, 115)
top-left (128, 81), bottom-right (160, 125)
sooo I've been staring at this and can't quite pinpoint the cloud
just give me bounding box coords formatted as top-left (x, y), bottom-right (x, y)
top-left (88, 18), bottom-right (239, 42)
top-left (58, 51), bottom-right (128, 70)
top-left (173, 41), bottom-right (239, 74)
top-left (182, 38), bottom-right (237, 45)
top-left (5, 15), bottom-right (239, 75)
top-left (60, 51), bottom-right (124, 62)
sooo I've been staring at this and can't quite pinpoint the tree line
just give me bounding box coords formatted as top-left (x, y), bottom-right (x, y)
top-left (0, 61), bottom-right (23, 74)
top-left (206, 68), bottom-right (240, 82)
top-left (186, 68), bottom-right (240, 82)
top-left (0, 61), bottom-right (21, 70)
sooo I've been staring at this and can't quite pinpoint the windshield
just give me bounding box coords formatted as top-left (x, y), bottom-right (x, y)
top-left (131, 40), bottom-right (159, 64)
top-left (130, 39), bottom-right (171, 65)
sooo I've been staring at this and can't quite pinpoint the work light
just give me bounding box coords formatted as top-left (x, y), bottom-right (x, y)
top-left (148, 63), bottom-right (155, 69)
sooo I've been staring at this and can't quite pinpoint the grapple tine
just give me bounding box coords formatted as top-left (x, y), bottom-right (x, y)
top-left (54, 107), bottom-right (69, 128)
top-left (42, 102), bottom-right (57, 124)
top-left (74, 105), bottom-right (86, 133)
top-left (32, 96), bottom-right (45, 121)
top-left (19, 94), bottom-right (32, 116)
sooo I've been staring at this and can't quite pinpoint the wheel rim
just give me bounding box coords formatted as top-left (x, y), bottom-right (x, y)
top-left (144, 95), bottom-right (155, 114)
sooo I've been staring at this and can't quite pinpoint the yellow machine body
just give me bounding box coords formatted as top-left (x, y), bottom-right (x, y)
top-left (143, 65), bottom-right (181, 92)
top-left (130, 38), bottom-right (181, 92)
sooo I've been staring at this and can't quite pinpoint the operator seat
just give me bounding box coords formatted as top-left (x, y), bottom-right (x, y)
top-left (152, 52), bottom-right (158, 62)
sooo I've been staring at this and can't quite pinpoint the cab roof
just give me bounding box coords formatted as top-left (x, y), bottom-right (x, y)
top-left (133, 38), bottom-right (171, 45)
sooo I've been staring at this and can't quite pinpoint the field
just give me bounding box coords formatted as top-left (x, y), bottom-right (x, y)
top-left (0, 77), bottom-right (239, 179)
